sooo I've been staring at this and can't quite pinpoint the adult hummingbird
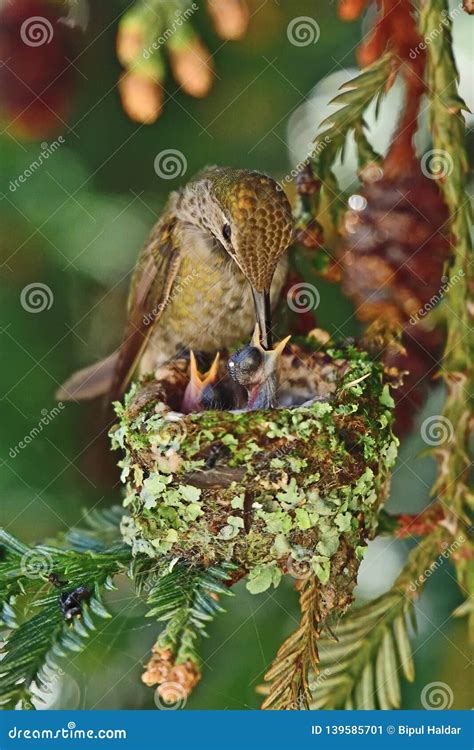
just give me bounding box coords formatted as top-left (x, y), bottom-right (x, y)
top-left (58, 167), bottom-right (294, 403)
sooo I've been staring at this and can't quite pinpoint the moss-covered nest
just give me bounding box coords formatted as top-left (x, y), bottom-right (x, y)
top-left (112, 335), bottom-right (398, 602)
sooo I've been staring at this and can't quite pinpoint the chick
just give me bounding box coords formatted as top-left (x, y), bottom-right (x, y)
top-left (227, 325), bottom-right (290, 410)
top-left (181, 352), bottom-right (221, 413)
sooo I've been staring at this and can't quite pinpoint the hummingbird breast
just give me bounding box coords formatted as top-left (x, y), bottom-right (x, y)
top-left (138, 222), bottom-right (287, 376)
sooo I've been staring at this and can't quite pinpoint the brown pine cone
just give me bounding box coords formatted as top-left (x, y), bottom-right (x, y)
top-left (341, 168), bottom-right (451, 325)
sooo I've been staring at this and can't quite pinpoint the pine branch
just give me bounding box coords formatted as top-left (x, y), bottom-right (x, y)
top-left (261, 576), bottom-right (321, 710)
top-left (309, 529), bottom-right (453, 710)
top-left (61, 505), bottom-right (126, 553)
top-left (418, 0), bottom-right (474, 635)
top-left (140, 561), bottom-right (236, 698)
top-left (0, 526), bottom-right (130, 709)
top-left (295, 53), bottom-right (394, 244)
top-left (312, 593), bottom-right (414, 710)
top-left (313, 51), bottom-right (393, 165)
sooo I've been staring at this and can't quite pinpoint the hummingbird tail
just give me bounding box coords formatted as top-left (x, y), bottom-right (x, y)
top-left (55, 351), bottom-right (119, 402)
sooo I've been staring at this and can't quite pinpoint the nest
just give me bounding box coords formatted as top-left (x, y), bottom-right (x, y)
top-left (112, 335), bottom-right (398, 600)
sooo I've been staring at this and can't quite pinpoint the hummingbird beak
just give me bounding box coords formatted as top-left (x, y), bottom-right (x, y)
top-left (251, 288), bottom-right (272, 349)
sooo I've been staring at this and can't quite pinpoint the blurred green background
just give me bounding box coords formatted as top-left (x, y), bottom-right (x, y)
top-left (0, 0), bottom-right (471, 710)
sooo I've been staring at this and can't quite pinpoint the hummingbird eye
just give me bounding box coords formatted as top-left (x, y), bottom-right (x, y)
top-left (222, 223), bottom-right (232, 242)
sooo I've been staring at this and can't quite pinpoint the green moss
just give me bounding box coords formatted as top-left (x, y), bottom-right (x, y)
top-left (112, 339), bottom-right (398, 601)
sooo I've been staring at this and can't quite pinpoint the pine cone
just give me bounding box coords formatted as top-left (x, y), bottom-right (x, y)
top-left (341, 169), bottom-right (451, 325)
top-left (341, 167), bottom-right (451, 436)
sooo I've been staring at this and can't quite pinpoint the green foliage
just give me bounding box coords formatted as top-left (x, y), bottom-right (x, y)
top-left (61, 505), bottom-right (126, 553)
top-left (0, 511), bottom-right (131, 709)
top-left (314, 52), bottom-right (392, 164)
top-left (141, 561), bottom-right (237, 667)
top-left (311, 592), bottom-right (415, 710)
top-left (310, 52), bottom-right (392, 220)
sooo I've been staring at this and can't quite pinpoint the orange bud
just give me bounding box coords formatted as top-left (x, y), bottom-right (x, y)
top-left (116, 23), bottom-right (146, 66)
top-left (118, 71), bottom-right (163, 124)
top-left (207, 0), bottom-right (249, 40)
top-left (338, 0), bottom-right (368, 21)
top-left (169, 39), bottom-right (214, 98)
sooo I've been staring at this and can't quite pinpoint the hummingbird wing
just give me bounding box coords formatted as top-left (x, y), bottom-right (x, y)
top-left (108, 213), bottom-right (182, 401)
top-left (56, 211), bottom-right (182, 403)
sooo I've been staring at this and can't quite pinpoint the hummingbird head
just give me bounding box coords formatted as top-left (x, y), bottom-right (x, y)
top-left (180, 168), bottom-right (294, 347)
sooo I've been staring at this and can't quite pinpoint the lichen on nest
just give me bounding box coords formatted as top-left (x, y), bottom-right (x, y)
top-left (111, 336), bottom-right (398, 599)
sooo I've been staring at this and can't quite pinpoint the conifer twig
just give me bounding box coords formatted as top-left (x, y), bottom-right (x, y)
top-left (261, 576), bottom-right (321, 710)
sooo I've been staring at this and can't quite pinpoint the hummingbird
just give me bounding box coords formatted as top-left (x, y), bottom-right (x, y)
top-left (57, 168), bottom-right (294, 403)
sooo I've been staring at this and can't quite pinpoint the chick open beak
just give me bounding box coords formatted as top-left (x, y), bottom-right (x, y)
top-left (251, 324), bottom-right (291, 366)
top-left (182, 351), bottom-right (220, 413)
top-left (251, 288), bottom-right (273, 349)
